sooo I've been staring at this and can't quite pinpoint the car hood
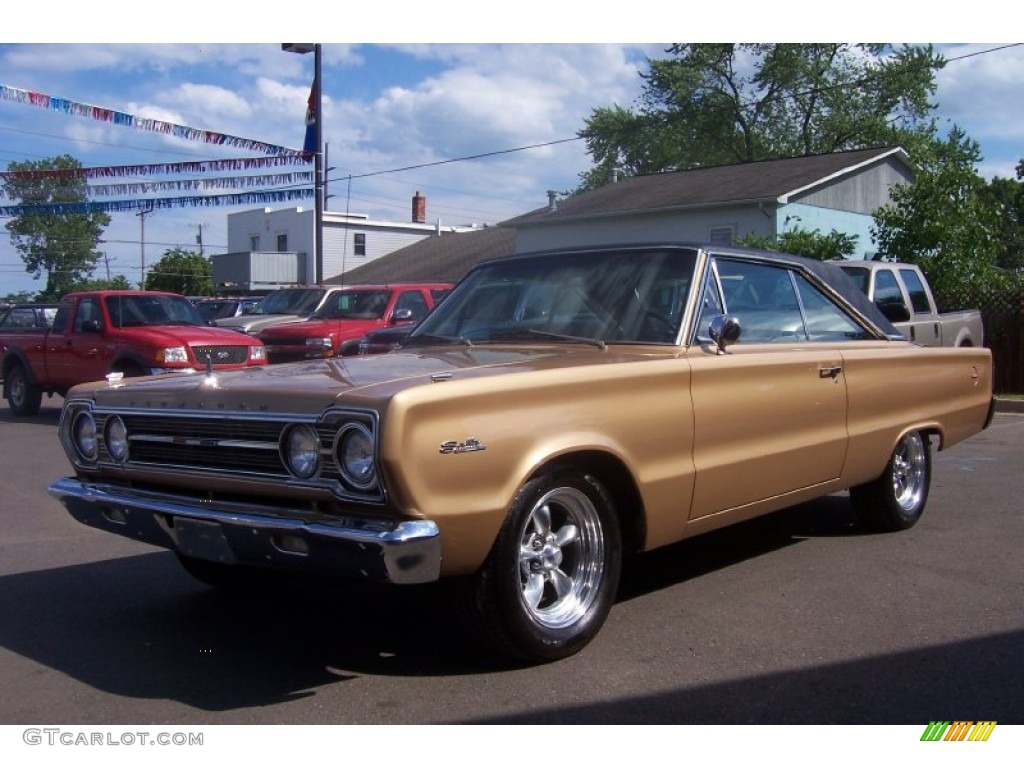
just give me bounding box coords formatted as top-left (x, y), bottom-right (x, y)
top-left (117, 325), bottom-right (258, 346)
top-left (75, 344), bottom-right (659, 414)
top-left (260, 317), bottom-right (383, 340)
top-left (215, 314), bottom-right (303, 333)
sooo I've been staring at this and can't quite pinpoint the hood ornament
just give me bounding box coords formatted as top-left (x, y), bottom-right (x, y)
top-left (202, 353), bottom-right (219, 388)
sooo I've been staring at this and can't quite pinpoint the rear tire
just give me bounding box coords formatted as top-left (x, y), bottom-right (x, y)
top-left (850, 430), bottom-right (931, 532)
top-left (7, 363), bottom-right (42, 416)
top-left (461, 469), bottom-right (622, 663)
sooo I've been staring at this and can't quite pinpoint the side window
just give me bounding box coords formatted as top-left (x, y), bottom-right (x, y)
top-left (394, 290), bottom-right (429, 321)
top-left (354, 233), bottom-right (367, 257)
top-left (51, 301), bottom-right (73, 334)
top-left (73, 298), bottom-right (102, 332)
top-left (276, 233), bottom-right (288, 252)
top-left (717, 259), bottom-right (805, 343)
top-left (898, 269), bottom-right (932, 314)
top-left (693, 262), bottom-right (724, 342)
top-left (793, 274), bottom-right (872, 342)
top-left (873, 270), bottom-right (908, 317)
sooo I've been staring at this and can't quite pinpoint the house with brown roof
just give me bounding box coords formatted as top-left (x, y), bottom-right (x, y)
top-left (327, 147), bottom-right (913, 285)
top-left (506, 146), bottom-right (912, 259)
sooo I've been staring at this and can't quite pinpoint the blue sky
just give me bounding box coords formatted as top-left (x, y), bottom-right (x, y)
top-left (1, 7), bottom-right (1021, 297)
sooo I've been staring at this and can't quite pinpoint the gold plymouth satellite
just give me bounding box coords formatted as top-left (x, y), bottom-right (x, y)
top-left (49, 244), bottom-right (995, 662)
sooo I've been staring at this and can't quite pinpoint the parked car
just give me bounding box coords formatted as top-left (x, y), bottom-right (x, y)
top-left (194, 297), bottom-right (262, 323)
top-left (2, 290), bottom-right (267, 416)
top-left (48, 244), bottom-right (993, 662)
top-left (258, 283), bottom-right (452, 363)
top-left (838, 261), bottom-right (983, 347)
top-left (214, 286), bottom-right (341, 335)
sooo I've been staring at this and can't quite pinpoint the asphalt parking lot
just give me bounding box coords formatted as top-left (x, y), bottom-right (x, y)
top-left (1, 397), bottom-right (1022, 725)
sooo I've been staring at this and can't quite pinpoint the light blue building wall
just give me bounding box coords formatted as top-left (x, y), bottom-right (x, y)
top-left (777, 203), bottom-right (878, 260)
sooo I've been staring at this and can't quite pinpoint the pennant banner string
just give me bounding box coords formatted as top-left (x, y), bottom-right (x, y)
top-left (0, 155), bottom-right (312, 182)
top-left (0, 172), bottom-right (315, 199)
top-left (1, 84), bottom-right (307, 157)
top-left (0, 188), bottom-right (315, 217)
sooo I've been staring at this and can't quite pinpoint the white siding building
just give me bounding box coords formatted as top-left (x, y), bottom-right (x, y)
top-left (217, 192), bottom-right (482, 291)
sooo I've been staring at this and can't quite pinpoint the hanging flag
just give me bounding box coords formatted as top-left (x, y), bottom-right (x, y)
top-left (303, 78), bottom-right (317, 156)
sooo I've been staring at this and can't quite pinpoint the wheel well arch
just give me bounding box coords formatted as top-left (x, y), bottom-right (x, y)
top-left (533, 450), bottom-right (646, 556)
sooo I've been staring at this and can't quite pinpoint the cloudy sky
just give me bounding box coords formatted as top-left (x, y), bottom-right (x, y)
top-left (1, 7), bottom-right (1021, 297)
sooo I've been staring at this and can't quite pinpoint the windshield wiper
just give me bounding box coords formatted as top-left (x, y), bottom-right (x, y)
top-left (403, 333), bottom-right (474, 348)
top-left (489, 328), bottom-right (606, 350)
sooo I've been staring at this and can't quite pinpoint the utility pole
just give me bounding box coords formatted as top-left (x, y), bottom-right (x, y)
top-left (195, 223), bottom-right (209, 256)
top-left (136, 204), bottom-right (154, 289)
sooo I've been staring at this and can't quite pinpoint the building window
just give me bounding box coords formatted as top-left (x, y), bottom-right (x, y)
top-left (277, 233), bottom-right (288, 252)
top-left (250, 235), bottom-right (260, 251)
top-left (709, 226), bottom-right (734, 245)
top-left (354, 233), bottom-right (366, 257)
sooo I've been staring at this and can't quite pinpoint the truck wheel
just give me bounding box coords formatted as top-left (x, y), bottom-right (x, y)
top-left (462, 470), bottom-right (622, 663)
top-left (7, 364), bottom-right (42, 416)
top-left (850, 430), bottom-right (931, 532)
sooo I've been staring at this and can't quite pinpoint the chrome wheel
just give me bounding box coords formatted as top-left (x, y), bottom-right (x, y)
top-left (464, 470), bottom-right (621, 662)
top-left (850, 430), bottom-right (931, 532)
top-left (517, 486), bottom-right (606, 629)
top-left (891, 431), bottom-right (927, 513)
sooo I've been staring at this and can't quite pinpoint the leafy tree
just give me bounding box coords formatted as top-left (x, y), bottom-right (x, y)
top-left (736, 227), bottom-right (859, 261)
top-left (872, 126), bottom-right (1003, 301)
top-left (2, 154), bottom-right (110, 300)
top-left (144, 247), bottom-right (213, 295)
top-left (2, 290), bottom-right (37, 304)
top-left (981, 161), bottom-right (1024, 273)
top-left (578, 44), bottom-right (942, 190)
top-left (74, 275), bottom-right (134, 291)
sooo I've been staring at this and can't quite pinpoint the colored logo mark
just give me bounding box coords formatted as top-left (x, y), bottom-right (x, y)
top-left (921, 721), bottom-right (997, 742)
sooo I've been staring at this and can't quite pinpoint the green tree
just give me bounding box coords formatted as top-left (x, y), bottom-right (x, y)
top-left (578, 44), bottom-right (942, 190)
top-left (144, 247), bottom-right (213, 295)
top-left (981, 161), bottom-right (1024, 273)
top-left (74, 275), bottom-right (134, 291)
top-left (736, 227), bottom-right (859, 261)
top-left (2, 154), bottom-right (110, 300)
top-left (872, 126), bottom-right (1003, 301)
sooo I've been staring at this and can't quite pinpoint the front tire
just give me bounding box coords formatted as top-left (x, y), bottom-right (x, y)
top-left (7, 363), bottom-right (42, 416)
top-left (851, 430), bottom-right (931, 532)
top-left (463, 470), bottom-right (622, 663)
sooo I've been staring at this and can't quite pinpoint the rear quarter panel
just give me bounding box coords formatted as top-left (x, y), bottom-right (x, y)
top-left (841, 343), bottom-right (992, 485)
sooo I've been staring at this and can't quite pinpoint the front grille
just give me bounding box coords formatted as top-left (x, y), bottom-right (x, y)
top-left (191, 345), bottom-right (250, 365)
top-left (82, 408), bottom-right (386, 503)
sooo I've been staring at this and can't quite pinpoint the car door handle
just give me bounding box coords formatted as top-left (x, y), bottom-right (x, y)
top-left (819, 365), bottom-right (843, 379)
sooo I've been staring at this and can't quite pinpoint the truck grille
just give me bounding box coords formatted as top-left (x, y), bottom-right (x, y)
top-left (190, 345), bottom-right (250, 365)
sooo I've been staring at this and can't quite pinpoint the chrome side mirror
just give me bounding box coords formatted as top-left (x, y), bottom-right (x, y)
top-left (709, 315), bottom-right (741, 354)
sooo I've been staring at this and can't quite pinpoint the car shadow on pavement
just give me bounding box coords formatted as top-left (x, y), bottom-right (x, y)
top-left (0, 495), bottom-right (879, 715)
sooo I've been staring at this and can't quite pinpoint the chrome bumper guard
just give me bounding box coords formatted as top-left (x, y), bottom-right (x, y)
top-left (48, 477), bottom-right (441, 585)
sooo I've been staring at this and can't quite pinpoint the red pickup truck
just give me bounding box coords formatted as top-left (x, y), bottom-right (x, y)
top-left (1, 290), bottom-right (267, 415)
top-left (257, 283), bottom-right (452, 363)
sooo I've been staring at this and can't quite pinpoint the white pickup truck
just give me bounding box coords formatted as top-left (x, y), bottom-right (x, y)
top-left (839, 261), bottom-right (984, 347)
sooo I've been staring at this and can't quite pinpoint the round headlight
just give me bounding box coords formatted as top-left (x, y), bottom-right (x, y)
top-left (105, 415), bottom-right (129, 462)
top-left (283, 424), bottom-right (320, 479)
top-left (337, 423), bottom-right (377, 490)
top-left (72, 411), bottom-right (98, 462)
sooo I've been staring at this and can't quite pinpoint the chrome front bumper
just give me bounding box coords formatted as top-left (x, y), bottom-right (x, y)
top-left (48, 477), bottom-right (441, 585)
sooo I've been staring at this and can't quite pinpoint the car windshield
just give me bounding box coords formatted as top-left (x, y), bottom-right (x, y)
top-left (105, 295), bottom-right (205, 328)
top-left (311, 290), bottom-right (391, 320)
top-left (250, 288), bottom-right (324, 315)
top-left (196, 300), bottom-right (238, 322)
top-left (408, 248), bottom-right (698, 346)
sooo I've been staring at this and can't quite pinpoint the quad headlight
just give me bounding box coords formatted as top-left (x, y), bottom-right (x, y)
top-left (336, 423), bottom-right (377, 490)
top-left (283, 424), bottom-right (321, 479)
top-left (104, 415), bottom-right (129, 462)
top-left (71, 410), bottom-right (99, 462)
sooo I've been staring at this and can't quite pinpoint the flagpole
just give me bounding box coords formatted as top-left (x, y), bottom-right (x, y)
top-left (283, 43), bottom-right (324, 285)
top-left (313, 43), bottom-right (323, 285)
